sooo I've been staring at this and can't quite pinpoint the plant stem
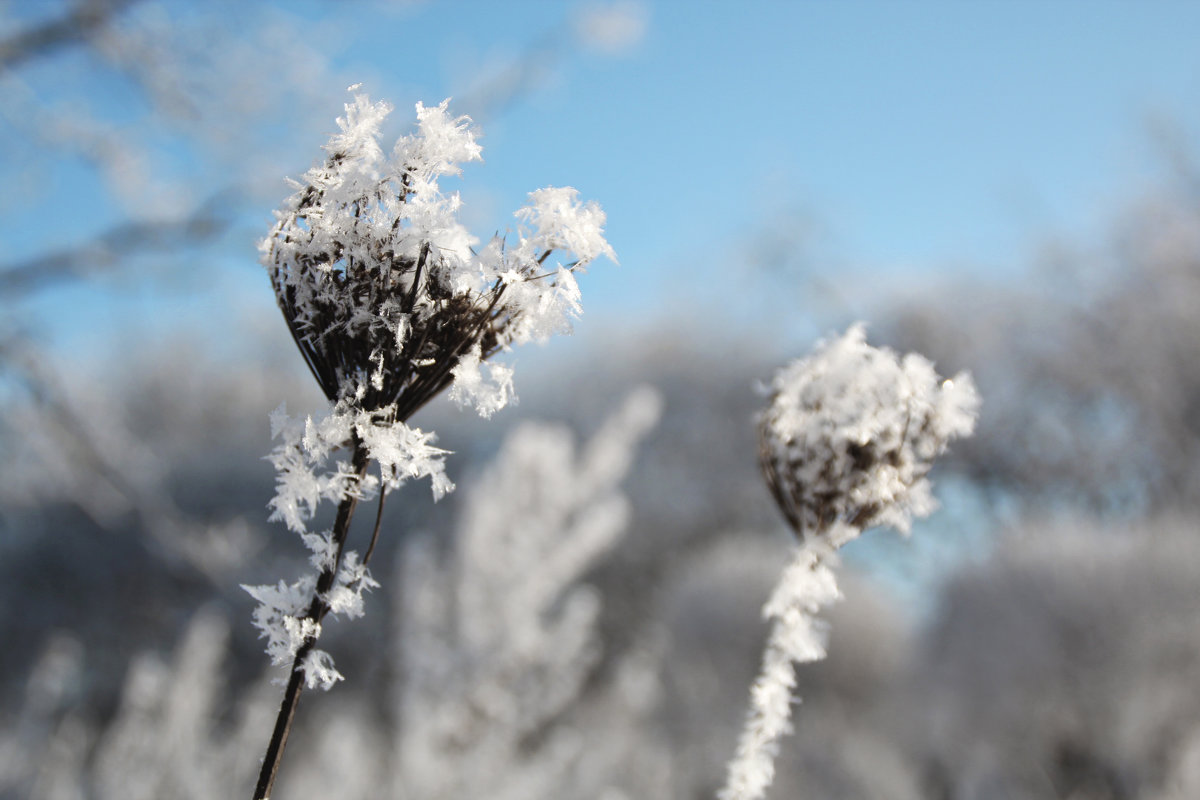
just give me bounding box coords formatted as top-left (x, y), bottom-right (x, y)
top-left (253, 439), bottom-right (371, 800)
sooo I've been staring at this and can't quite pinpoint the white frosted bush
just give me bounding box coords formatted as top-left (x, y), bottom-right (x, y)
top-left (394, 388), bottom-right (661, 800)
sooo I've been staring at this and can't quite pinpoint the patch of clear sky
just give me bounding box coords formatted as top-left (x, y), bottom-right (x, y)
top-left (8, 0), bottom-right (1200, 353)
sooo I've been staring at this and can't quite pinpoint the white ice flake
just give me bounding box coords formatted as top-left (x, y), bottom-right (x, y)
top-left (448, 345), bottom-right (517, 418)
top-left (301, 649), bottom-right (344, 691)
top-left (324, 552), bottom-right (380, 620)
top-left (242, 578), bottom-right (320, 669)
top-left (515, 187), bottom-right (617, 266)
top-left (354, 409), bottom-right (453, 499)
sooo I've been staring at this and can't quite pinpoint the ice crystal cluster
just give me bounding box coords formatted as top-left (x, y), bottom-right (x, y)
top-left (260, 88), bottom-right (614, 419)
top-left (245, 89), bottom-right (614, 691)
top-left (721, 325), bottom-right (979, 800)
top-left (757, 323), bottom-right (979, 542)
top-left (243, 401), bottom-right (453, 690)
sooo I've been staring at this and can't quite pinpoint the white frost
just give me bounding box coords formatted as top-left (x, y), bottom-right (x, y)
top-left (718, 542), bottom-right (842, 800)
top-left (758, 323), bottom-right (980, 542)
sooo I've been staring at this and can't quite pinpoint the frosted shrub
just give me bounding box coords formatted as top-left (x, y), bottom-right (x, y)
top-left (393, 388), bottom-right (662, 800)
top-left (245, 88), bottom-right (612, 799)
top-left (719, 324), bottom-right (979, 800)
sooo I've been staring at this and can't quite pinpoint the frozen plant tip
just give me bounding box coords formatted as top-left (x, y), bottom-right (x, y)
top-left (719, 324), bottom-right (978, 800)
top-left (757, 323), bottom-right (979, 543)
top-left (246, 88), bottom-right (613, 800)
top-left (261, 89), bottom-right (614, 417)
top-left (718, 539), bottom-right (843, 800)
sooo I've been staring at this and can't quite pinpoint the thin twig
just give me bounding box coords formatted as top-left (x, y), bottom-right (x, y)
top-left (0, 195), bottom-right (229, 297)
top-left (362, 477), bottom-right (388, 569)
top-left (0, 0), bottom-right (140, 70)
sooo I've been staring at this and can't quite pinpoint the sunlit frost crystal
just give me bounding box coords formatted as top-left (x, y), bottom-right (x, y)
top-left (260, 91), bottom-right (614, 419)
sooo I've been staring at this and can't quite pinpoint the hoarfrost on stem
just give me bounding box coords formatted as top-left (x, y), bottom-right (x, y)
top-left (719, 539), bottom-right (843, 800)
top-left (721, 324), bottom-right (979, 800)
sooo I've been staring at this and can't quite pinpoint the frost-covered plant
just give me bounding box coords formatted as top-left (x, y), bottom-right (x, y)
top-left (261, 89), bottom-right (613, 417)
top-left (245, 88), bottom-right (612, 800)
top-left (719, 324), bottom-right (979, 800)
top-left (757, 323), bottom-right (979, 541)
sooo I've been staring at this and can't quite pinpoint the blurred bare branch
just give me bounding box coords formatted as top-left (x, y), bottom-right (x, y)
top-left (0, 335), bottom-right (247, 583)
top-left (458, 1), bottom-right (647, 123)
top-left (0, 194), bottom-right (230, 297)
top-left (0, 0), bottom-right (139, 71)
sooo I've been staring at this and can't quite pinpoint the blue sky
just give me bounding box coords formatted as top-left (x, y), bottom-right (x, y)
top-left (371, 1), bottom-right (1200, 301)
top-left (7, 0), bottom-right (1200, 358)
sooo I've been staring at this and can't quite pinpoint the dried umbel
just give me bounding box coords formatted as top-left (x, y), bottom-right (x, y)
top-left (757, 324), bottom-right (979, 542)
top-left (261, 91), bottom-right (614, 419)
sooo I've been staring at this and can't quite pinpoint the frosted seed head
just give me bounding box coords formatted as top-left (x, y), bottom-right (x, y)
top-left (758, 324), bottom-right (979, 543)
top-left (260, 91), bottom-right (613, 419)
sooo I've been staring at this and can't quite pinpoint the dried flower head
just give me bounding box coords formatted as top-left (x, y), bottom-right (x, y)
top-left (758, 324), bottom-right (979, 542)
top-left (260, 90), bottom-right (614, 419)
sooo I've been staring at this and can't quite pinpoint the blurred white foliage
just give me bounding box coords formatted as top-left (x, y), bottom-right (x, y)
top-left (90, 611), bottom-right (232, 799)
top-left (393, 387), bottom-right (661, 800)
top-left (0, 610), bottom-right (274, 800)
top-left (0, 1), bottom-right (349, 219)
top-left (0, 635), bottom-right (83, 797)
top-left (912, 514), bottom-right (1200, 800)
top-left (0, 348), bottom-right (256, 579)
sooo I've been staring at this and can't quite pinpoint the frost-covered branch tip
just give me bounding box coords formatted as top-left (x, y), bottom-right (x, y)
top-left (260, 89), bottom-right (614, 420)
top-left (718, 540), bottom-right (842, 800)
top-left (720, 325), bottom-right (979, 800)
top-left (757, 323), bottom-right (979, 545)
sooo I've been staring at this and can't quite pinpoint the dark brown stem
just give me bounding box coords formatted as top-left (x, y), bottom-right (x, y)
top-left (361, 479), bottom-right (388, 570)
top-left (252, 439), bottom-right (371, 800)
